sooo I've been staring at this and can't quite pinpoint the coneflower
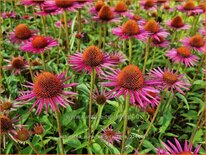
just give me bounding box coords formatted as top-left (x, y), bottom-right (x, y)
top-left (139, 0), bottom-right (157, 11)
top-left (0, 96), bottom-right (20, 112)
top-left (166, 15), bottom-right (191, 30)
top-left (165, 46), bottom-right (199, 67)
top-left (177, 0), bottom-right (202, 14)
top-left (55, 18), bottom-right (71, 28)
top-left (151, 36), bottom-right (169, 48)
top-left (112, 1), bottom-right (132, 17)
top-left (89, 0), bottom-right (105, 15)
top-left (181, 34), bottom-right (205, 53)
top-left (20, 0), bottom-right (46, 6)
top-left (102, 126), bottom-right (122, 144)
top-left (1, 12), bottom-right (16, 19)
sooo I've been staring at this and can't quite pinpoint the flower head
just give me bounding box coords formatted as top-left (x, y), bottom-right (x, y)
top-left (166, 15), bottom-right (191, 30)
top-left (0, 96), bottom-right (20, 112)
top-left (181, 34), bottom-right (205, 53)
top-left (102, 126), bottom-right (122, 144)
top-left (21, 0), bottom-right (46, 6)
top-left (93, 87), bottom-right (111, 105)
top-left (101, 65), bottom-right (159, 108)
top-left (17, 72), bottom-right (77, 114)
top-left (159, 138), bottom-right (201, 155)
top-left (55, 18), bottom-right (71, 28)
top-left (2, 12), bottom-right (16, 19)
top-left (139, 0), bottom-right (157, 11)
top-left (69, 45), bottom-right (116, 75)
top-left (33, 124), bottom-right (44, 135)
top-left (177, 0), bottom-right (202, 14)
top-left (112, 20), bottom-right (149, 40)
top-left (8, 24), bottom-right (36, 44)
top-left (165, 46), bottom-right (199, 67)
top-left (112, 1), bottom-right (132, 17)
top-left (20, 35), bottom-right (58, 54)
top-left (149, 67), bottom-right (191, 94)
top-left (151, 35), bottom-right (170, 47)
top-left (16, 128), bottom-right (30, 143)
top-left (89, 0), bottom-right (105, 15)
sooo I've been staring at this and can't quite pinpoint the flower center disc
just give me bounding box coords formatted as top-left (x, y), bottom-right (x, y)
top-left (171, 15), bottom-right (184, 28)
top-left (163, 72), bottom-right (178, 85)
top-left (178, 151), bottom-right (192, 155)
top-left (96, 95), bottom-right (107, 105)
top-left (114, 1), bottom-right (127, 12)
top-left (164, 4), bottom-right (170, 9)
top-left (144, 19), bottom-right (159, 33)
top-left (183, 1), bottom-right (195, 10)
top-left (95, 0), bottom-right (105, 11)
top-left (157, 0), bottom-right (167, 3)
top-left (55, 0), bottom-right (73, 8)
top-left (145, 0), bottom-right (155, 7)
top-left (32, 0), bottom-right (45, 3)
top-left (0, 115), bottom-right (13, 133)
top-left (1, 102), bottom-right (12, 110)
top-left (32, 36), bottom-right (48, 49)
top-left (132, 15), bottom-right (141, 21)
top-left (15, 24), bottom-right (31, 40)
top-left (11, 57), bottom-right (24, 69)
top-left (117, 65), bottom-right (144, 90)
top-left (34, 72), bottom-right (63, 98)
top-left (34, 125), bottom-right (44, 135)
top-left (98, 5), bottom-right (114, 21)
top-left (122, 20), bottom-right (140, 36)
top-left (151, 36), bottom-right (164, 44)
top-left (17, 128), bottom-right (30, 141)
top-left (177, 46), bottom-right (191, 57)
top-left (82, 46), bottom-right (103, 67)
top-left (105, 130), bottom-right (115, 137)
top-left (189, 35), bottom-right (204, 47)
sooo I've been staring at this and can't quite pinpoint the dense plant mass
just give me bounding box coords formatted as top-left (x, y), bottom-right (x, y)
top-left (1, 0), bottom-right (206, 154)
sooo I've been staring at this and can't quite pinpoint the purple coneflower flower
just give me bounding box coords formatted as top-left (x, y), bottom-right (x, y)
top-left (55, 18), bottom-right (71, 28)
top-left (75, 0), bottom-right (92, 8)
top-left (129, 14), bottom-right (146, 26)
top-left (17, 72), bottom-right (77, 114)
top-left (8, 24), bottom-right (36, 44)
top-left (4, 55), bottom-right (28, 75)
top-left (181, 34), bottom-right (205, 53)
top-left (177, 1), bottom-right (202, 15)
top-left (0, 96), bottom-right (20, 112)
top-left (160, 138), bottom-right (201, 155)
top-left (199, 27), bottom-right (206, 36)
top-left (20, 35), bottom-right (58, 54)
top-left (162, 3), bottom-right (174, 12)
top-left (93, 87), bottom-right (111, 105)
top-left (20, 0), bottom-right (46, 6)
top-left (166, 15), bottom-right (191, 30)
top-left (156, 0), bottom-right (167, 5)
top-left (112, 20), bottom-right (149, 40)
top-left (93, 5), bottom-right (119, 23)
top-left (102, 126), bottom-right (122, 144)
top-left (89, 0), bottom-right (105, 15)
top-left (151, 36), bottom-right (170, 47)
top-left (149, 67), bottom-right (191, 94)
top-left (33, 123), bottom-right (44, 135)
top-left (108, 52), bottom-right (127, 65)
top-left (1, 12), bottom-right (16, 19)
top-left (165, 46), bottom-right (199, 67)
top-left (101, 65), bottom-right (159, 108)
top-left (69, 45), bottom-right (116, 75)
top-left (144, 19), bottom-right (169, 40)
top-left (139, 0), bottom-right (157, 11)
top-left (112, 1), bottom-right (133, 17)
top-left (35, 4), bottom-right (60, 16)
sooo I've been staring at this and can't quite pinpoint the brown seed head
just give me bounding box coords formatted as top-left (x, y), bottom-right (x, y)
top-left (15, 24), bottom-right (31, 40)
top-left (189, 35), bottom-right (204, 47)
top-left (176, 46), bottom-right (191, 58)
top-left (32, 36), bottom-right (48, 49)
top-left (163, 72), bottom-right (178, 85)
top-left (114, 1), bottom-right (127, 12)
top-left (98, 5), bottom-right (114, 21)
top-left (55, 0), bottom-right (73, 8)
top-left (144, 19), bottom-right (159, 33)
top-left (122, 20), bottom-right (140, 36)
top-left (11, 57), bottom-right (24, 69)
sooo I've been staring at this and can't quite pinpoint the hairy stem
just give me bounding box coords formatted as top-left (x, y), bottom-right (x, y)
top-left (128, 39), bottom-right (133, 64)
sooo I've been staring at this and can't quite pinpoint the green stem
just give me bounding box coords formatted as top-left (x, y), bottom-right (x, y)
top-left (150, 47), bottom-right (157, 69)
top-left (49, 15), bottom-right (56, 36)
top-left (143, 38), bottom-right (150, 74)
top-left (103, 23), bottom-right (107, 50)
top-left (128, 39), bottom-right (132, 64)
top-left (98, 25), bottom-right (103, 48)
top-left (26, 52), bottom-right (34, 82)
top-left (64, 11), bottom-right (69, 55)
top-left (92, 104), bottom-right (104, 132)
top-left (121, 94), bottom-right (130, 154)
top-left (137, 89), bottom-right (167, 150)
top-left (41, 53), bottom-right (46, 71)
top-left (88, 68), bottom-right (96, 145)
top-left (55, 109), bottom-right (65, 154)
top-left (27, 141), bottom-right (39, 154)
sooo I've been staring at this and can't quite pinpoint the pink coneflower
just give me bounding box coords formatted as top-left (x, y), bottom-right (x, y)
top-left (139, 0), bottom-right (157, 11)
top-left (89, 0), bottom-right (105, 15)
top-left (177, 0), bottom-right (202, 15)
top-left (1, 12), bottom-right (16, 19)
top-left (69, 45), bottom-right (116, 75)
top-left (20, 0), bottom-right (46, 6)
top-left (129, 14), bottom-right (146, 26)
top-left (108, 52), bottom-right (127, 65)
top-left (149, 67), bottom-right (191, 94)
top-left (160, 138), bottom-right (201, 155)
top-left (166, 15), bottom-right (191, 30)
top-left (33, 123), bottom-right (44, 135)
top-left (162, 4), bottom-right (174, 12)
top-left (156, 0), bottom-right (167, 5)
top-left (0, 114), bottom-right (20, 148)
top-left (144, 19), bottom-right (169, 40)
top-left (15, 127), bottom-right (31, 143)
top-left (151, 35), bottom-right (170, 47)
top-left (101, 65), bottom-right (159, 108)
top-left (143, 91), bottom-right (160, 108)
top-left (102, 126), bottom-right (122, 144)
top-left (93, 87), bottom-right (111, 105)
top-left (17, 72), bottom-right (78, 114)
top-left (200, 27), bottom-right (206, 36)
top-left (20, 35), bottom-right (58, 54)
top-left (75, 0), bottom-right (92, 8)
top-left (181, 34), bottom-right (205, 53)
top-left (35, 4), bottom-right (60, 16)
top-left (112, 20), bottom-right (149, 40)
top-left (43, 0), bottom-right (80, 13)
top-left (55, 18), bottom-right (71, 28)
top-left (8, 24), bottom-right (36, 44)
top-left (112, 1), bottom-right (133, 17)
top-left (93, 5), bottom-right (119, 23)
top-left (0, 96), bottom-right (20, 112)
top-left (4, 55), bottom-right (27, 75)
top-left (165, 46), bottom-right (199, 67)
top-left (21, 14), bottom-right (34, 20)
